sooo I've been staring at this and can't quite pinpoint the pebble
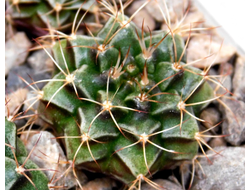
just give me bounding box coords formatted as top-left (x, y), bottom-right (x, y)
top-left (126, 1), bottom-right (156, 32)
top-left (5, 88), bottom-right (28, 117)
top-left (161, 7), bottom-right (204, 37)
top-left (145, 0), bottom-right (166, 22)
top-left (5, 32), bottom-right (32, 75)
top-left (191, 146), bottom-right (245, 190)
top-left (80, 178), bottom-right (117, 190)
top-left (181, 9), bottom-right (204, 27)
top-left (218, 98), bottom-right (245, 146)
top-left (167, 0), bottom-right (188, 23)
top-left (187, 35), bottom-right (236, 68)
top-left (142, 179), bottom-right (183, 190)
top-left (6, 65), bottom-right (51, 94)
top-left (27, 49), bottom-right (54, 74)
top-left (25, 132), bottom-right (87, 189)
top-left (209, 137), bottom-right (227, 148)
top-left (199, 107), bottom-right (221, 130)
top-left (215, 62), bottom-right (233, 96)
top-left (5, 88), bottom-right (28, 128)
top-left (232, 56), bottom-right (245, 101)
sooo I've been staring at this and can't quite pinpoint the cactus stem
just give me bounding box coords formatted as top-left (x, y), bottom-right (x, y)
top-left (80, 74), bottom-right (145, 136)
top-left (136, 19), bottom-right (171, 60)
top-left (145, 71), bottom-right (182, 97)
top-left (56, 133), bottom-right (102, 169)
top-left (31, 38), bottom-right (80, 107)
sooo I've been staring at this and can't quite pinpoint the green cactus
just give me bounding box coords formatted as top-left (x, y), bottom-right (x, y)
top-left (33, 11), bottom-right (215, 188)
top-left (5, 118), bottom-right (50, 190)
top-left (6, 0), bottom-right (98, 36)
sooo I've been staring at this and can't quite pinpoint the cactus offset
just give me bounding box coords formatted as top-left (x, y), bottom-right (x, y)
top-left (5, 118), bottom-right (50, 190)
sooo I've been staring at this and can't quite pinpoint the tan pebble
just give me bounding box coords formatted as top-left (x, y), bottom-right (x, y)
top-left (5, 88), bottom-right (28, 118)
top-left (126, 1), bottom-right (156, 32)
top-left (187, 35), bottom-right (236, 68)
top-left (5, 32), bottom-right (32, 75)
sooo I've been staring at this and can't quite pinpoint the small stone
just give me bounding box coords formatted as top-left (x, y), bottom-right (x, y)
top-left (181, 9), bottom-right (204, 27)
top-left (6, 65), bottom-right (51, 93)
top-left (187, 35), bottom-right (236, 68)
top-left (200, 107), bottom-right (221, 130)
top-left (209, 137), bottom-right (227, 148)
top-left (126, 1), bottom-right (155, 32)
top-left (142, 179), bottom-right (183, 190)
top-left (5, 32), bottom-right (32, 75)
top-left (145, 0), bottom-right (166, 22)
top-left (23, 91), bottom-right (40, 112)
top-left (161, 9), bottom-right (204, 37)
top-left (25, 132), bottom-right (87, 189)
top-left (191, 146), bottom-right (245, 190)
top-left (218, 98), bottom-right (245, 145)
top-left (167, 0), bottom-right (188, 23)
top-left (80, 178), bottom-right (117, 190)
top-left (5, 88), bottom-right (28, 128)
top-left (5, 88), bottom-right (28, 117)
top-left (214, 62), bottom-right (233, 96)
top-left (27, 49), bottom-right (54, 74)
top-left (232, 56), bottom-right (245, 101)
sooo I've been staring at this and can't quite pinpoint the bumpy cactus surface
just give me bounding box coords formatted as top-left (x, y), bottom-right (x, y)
top-left (37, 13), bottom-right (214, 186)
top-left (5, 118), bottom-right (49, 190)
top-left (6, 0), bottom-right (97, 35)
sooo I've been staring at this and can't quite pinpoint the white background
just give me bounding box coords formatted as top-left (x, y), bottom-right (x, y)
top-left (198, 0), bottom-right (247, 52)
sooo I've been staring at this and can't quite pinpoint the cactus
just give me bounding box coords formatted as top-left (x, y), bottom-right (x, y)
top-left (5, 118), bottom-right (50, 190)
top-left (33, 10), bottom-right (217, 187)
top-left (5, 0), bottom-right (99, 36)
top-left (5, 0), bottom-right (233, 189)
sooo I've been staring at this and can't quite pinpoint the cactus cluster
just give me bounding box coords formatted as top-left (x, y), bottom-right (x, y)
top-left (6, 0), bottom-right (99, 36)
top-left (5, 0), bottom-right (229, 189)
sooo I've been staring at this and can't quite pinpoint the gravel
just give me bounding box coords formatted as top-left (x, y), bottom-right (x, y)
top-left (191, 146), bottom-right (245, 190)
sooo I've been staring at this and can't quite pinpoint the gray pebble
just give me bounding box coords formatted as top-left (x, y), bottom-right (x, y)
top-left (232, 56), bottom-right (245, 101)
top-left (219, 98), bottom-right (245, 145)
top-left (27, 49), bottom-right (54, 74)
top-left (191, 146), bottom-right (245, 190)
top-left (217, 62), bottom-right (233, 96)
top-left (5, 32), bottom-right (32, 75)
top-left (6, 65), bottom-right (51, 94)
